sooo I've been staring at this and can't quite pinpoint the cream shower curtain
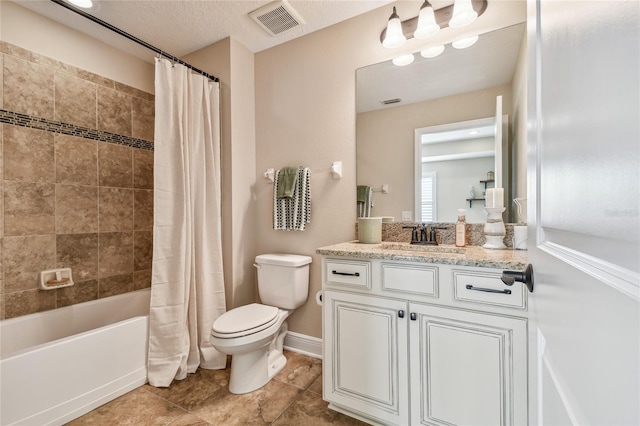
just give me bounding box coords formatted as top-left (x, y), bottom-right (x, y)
top-left (148, 58), bottom-right (226, 387)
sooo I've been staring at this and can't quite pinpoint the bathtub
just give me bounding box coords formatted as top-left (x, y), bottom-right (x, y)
top-left (0, 289), bottom-right (150, 426)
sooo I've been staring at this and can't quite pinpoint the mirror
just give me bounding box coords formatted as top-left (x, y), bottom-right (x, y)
top-left (356, 22), bottom-right (527, 223)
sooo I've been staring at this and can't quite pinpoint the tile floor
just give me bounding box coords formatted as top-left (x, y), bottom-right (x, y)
top-left (68, 351), bottom-right (368, 425)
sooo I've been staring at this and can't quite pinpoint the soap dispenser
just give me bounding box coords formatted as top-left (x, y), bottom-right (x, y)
top-left (455, 209), bottom-right (467, 247)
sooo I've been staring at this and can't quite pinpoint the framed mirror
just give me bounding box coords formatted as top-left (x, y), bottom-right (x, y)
top-left (356, 22), bottom-right (527, 223)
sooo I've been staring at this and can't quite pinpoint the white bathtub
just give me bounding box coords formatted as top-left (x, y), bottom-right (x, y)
top-left (0, 289), bottom-right (150, 426)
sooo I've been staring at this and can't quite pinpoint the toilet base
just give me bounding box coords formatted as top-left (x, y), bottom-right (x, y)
top-left (228, 322), bottom-right (288, 394)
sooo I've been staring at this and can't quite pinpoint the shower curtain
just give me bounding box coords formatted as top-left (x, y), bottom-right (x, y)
top-left (147, 58), bottom-right (226, 387)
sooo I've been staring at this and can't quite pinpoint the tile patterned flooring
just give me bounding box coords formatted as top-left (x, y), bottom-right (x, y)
top-left (68, 351), bottom-right (368, 425)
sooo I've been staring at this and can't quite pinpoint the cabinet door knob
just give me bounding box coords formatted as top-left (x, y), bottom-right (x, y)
top-left (410, 312), bottom-right (417, 321)
top-left (398, 310), bottom-right (405, 318)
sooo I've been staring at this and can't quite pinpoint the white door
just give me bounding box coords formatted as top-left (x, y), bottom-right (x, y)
top-left (527, 1), bottom-right (639, 425)
top-left (409, 303), bottom-right (528, 426)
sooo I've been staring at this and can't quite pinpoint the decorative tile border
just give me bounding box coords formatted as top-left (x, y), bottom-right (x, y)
top-left (0, 109), bottom-right (154, 151)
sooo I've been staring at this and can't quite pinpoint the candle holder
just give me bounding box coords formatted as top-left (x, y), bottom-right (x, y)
top-left (483, 207), bottom-right (506, 249)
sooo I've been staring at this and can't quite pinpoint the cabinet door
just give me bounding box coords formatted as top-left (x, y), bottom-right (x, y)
top-left (409, 304), bottom-right (527, 426)
top-left (323, 290), bottom-right (409, 425)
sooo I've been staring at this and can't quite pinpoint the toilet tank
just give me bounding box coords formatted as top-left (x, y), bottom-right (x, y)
top-left (255, 254), bottom-right (312, 310)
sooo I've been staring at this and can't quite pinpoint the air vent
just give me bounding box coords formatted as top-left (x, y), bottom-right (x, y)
top-left (249, 0), bottom-right (305, 37)
top-left (381, 98), bottom-right (402, 105)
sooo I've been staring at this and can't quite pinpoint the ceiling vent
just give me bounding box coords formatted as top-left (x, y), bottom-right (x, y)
top-left (381, 98), bottom-right (402, 105)
top-left (249, 0), bottom-right (305, 36)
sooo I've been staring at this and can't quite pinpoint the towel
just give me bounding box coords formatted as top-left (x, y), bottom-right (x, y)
top-left (276, 167), bottom-right (298, 199)
top-left (273, 167), bottom-right (311, 231)
top-left (357, 185), bottom-right (373, 217)
top-left (357, 185), bottom-right (369, 203)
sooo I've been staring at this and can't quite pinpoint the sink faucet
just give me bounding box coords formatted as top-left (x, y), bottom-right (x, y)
top-left (403, 224), bottom-right (442, 245)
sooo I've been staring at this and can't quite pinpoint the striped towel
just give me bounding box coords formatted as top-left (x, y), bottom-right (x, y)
top-left (357, 185), bottom-right (373, 217)
top-left (273, 167), bottom-right (311, 231)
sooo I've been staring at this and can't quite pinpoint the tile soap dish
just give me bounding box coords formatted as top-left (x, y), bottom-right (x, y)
top-left (40, 268), bottom-right (74, 290)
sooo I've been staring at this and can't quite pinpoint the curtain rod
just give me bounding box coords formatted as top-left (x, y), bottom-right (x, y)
top-left (49, 0), bottom-right (220, 83)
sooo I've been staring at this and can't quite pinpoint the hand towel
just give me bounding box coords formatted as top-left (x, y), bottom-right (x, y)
top-left (276, 167), bottom-right (299, 199)
top-left (274, 167), bottom-right (311, 231)
top-left (357, 186), bottom-right (373, 217)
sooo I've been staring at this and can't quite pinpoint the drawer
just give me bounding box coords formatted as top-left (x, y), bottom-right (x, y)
top-left (382, 263), bottom-right (438, 297)
top-left (325, 260), bottom-right (371, 289)
top-left (453, 269), bottom-right (526, 310)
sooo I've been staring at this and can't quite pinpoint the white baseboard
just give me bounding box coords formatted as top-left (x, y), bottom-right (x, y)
top-left (284, 331), bottom-right (322, 359)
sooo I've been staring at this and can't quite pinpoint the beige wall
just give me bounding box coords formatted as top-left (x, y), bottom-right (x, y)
top-left (357, 85), bottom-right (513, 223)
top-left (254, 6), bottom-right (395, 339)
top-left (184, 38), bottom-right (258, 310)
top-left (0, 1), bottom-right (154, 93)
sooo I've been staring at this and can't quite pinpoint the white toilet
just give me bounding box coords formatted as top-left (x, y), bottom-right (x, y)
top-left (210, 253), bottom-right (312, 394)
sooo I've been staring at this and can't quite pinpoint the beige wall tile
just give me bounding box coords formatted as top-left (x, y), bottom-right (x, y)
top-left (30, 52), bottom-right (77, 76)
top-left (99, 187), bottom-right (133, 232)
top-left (56, 184), bottom-right (99, 234)
top-left (55, 134), bottom-right (97, 186)
top-left (78, 69), bottom-right (114, 89)
top-left (98, 231), bottom-right (133, 278)
top-left (115, 81), bottom-right (154, 102)
top-left (0, 292), bottom-right (4, 320)
top-left (134, 230), bottom-right (152, 271)
top-left (56, 279), bottom-right (98, 307)
top-left (4, 181), bottom-right (55, 236)
top-left (56, 233), bottom-right (99, 281)
top-left (4, 235), bottom-right (56, 293)
top-left (134, 189), bottom-right (153, 230)
top-left (3, 55), bottom-right (54, 119)
top-left (133, 149), bottom-right (154, 189)
top-left (98, 86), bottom-right (132, 136)
top-left (0, 41), bottom-right (30, 60)
top-left (1, 125), bottom-right (3, 238)
top-left (3, 124), bottom-right (55, 182)
top-left (132, 97), bottom-right (154, 142)
top-left (99, 273), bottom-right (133, 298)
top-left (55, 71), bottom-right (97, 129)
top-left (133, 269), bottom-right (151, 290)
top-left (4, 289), bottom-right (56, 319)
top-left (98, 142), bottom-right (133, 188)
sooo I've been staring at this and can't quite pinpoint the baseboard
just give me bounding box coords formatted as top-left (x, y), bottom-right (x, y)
top-left (284, 331), bottom-right (322, 359)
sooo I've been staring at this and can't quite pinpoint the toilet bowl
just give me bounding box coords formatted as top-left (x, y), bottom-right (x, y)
top-left (211, 253), bottom-right (312, 394)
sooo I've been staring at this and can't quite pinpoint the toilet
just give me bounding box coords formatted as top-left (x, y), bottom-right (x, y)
top-left (211, 253), bottom-right (312, 394)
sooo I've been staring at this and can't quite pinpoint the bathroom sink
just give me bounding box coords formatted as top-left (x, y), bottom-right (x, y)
top-left (380, 242), bottom-right (466, 254)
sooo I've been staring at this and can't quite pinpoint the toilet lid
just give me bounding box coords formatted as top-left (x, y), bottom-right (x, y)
top-left (212, 303), bottom-right (279, 336)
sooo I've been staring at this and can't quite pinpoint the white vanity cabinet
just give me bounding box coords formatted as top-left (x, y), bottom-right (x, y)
top-left (321, 256), bottom-right (528, 426)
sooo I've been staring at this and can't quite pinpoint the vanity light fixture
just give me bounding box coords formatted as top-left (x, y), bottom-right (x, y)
top-left (392, 53), bottom-right (415, 66)
top-left (66, 0), bottom-right (93, 8)
top-left (380, 0), bottom-right (486, 48)
top-left (414, 0), bottom-right (440, 40)
top-left (452, 35), bottom-right (479, 49)
top-left (382, 7), bottom-right (407, 49)
top-left (449, 0), bottom-right (478, 28)
top-left (420, 45), bottom-right (445, 58)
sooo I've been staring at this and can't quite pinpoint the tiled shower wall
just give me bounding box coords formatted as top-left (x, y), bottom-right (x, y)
top-left (0, 41), bottom-right (155, 320)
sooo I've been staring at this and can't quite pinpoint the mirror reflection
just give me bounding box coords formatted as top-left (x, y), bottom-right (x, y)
top-left (356, 22), bottom-right (527, 223)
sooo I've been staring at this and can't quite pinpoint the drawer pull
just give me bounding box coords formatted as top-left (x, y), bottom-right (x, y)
top-left (410, 312), bottom-right (417, 321)
top-left (466, 284), bottom-right (512, 295)
top-left (398, 310), bottom-right (405, 318)
top-left (332, 270), bottom-right (360, 277)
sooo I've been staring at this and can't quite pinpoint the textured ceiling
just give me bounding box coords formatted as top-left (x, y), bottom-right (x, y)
top-left (15, 0), bottom-right (394, 59)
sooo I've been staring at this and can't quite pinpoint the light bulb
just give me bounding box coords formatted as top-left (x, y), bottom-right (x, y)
top-left (449, 0), bottom-right (477, 28)
top-left (452, 35), bottom-right (479, 49)
top-left (392, 54), bottom-right (415, 66)
top-left (382, 7), bottom-right (407, 49)
top-left (67, 0), bottom-right (93, 8)
top-left (420, 45), bottom-right (445, 58)
top-left (414, 0), bottom-right (440, 40)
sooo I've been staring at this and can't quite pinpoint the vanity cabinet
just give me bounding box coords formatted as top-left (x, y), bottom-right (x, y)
top-left (322, 257), bottom-right (528, 426)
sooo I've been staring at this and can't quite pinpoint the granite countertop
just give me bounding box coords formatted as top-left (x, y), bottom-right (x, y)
top-left (316, 241), bottom-right (528, 270)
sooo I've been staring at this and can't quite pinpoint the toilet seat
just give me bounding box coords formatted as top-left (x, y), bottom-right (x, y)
top-left (212, 303), bottom-right (279, 339)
